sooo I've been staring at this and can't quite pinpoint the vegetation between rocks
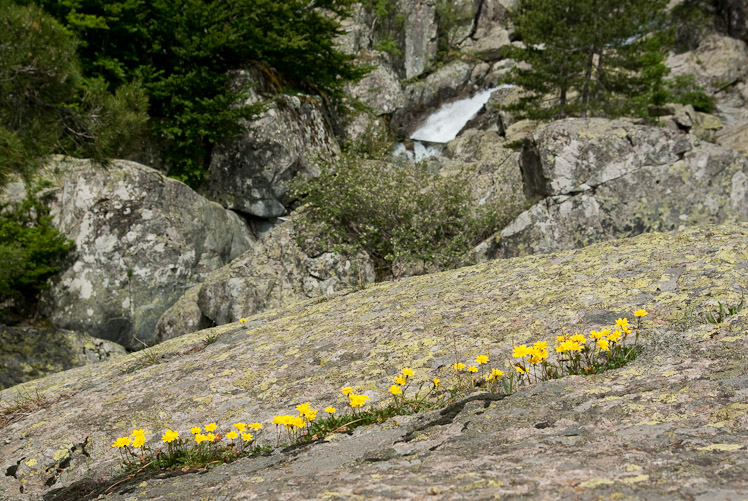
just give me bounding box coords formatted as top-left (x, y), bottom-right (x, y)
top-left (291, 133), bottom-right (524, 280)
top-left (108, 310), bottom-right (647, 473)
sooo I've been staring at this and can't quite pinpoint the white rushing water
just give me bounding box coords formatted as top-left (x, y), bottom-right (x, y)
top-left (394, 85), bottom-right (512, 162)
top-left (410, 86), bottom-right (504, 143)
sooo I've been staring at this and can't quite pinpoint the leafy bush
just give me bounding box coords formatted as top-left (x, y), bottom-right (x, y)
top-left (291, 135), bottom-right (523, 279)
top-left (667, 75), bottom-right (716, 113)
top-left (0, 1), bottom-right (147, 184)
top-left (28, 0), bottom-right (367, 187)
top-left (0, 194), bottom-right (74, 316)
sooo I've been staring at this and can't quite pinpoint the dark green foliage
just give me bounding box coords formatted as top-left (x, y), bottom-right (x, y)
top-left (505, 0), bottom-right (671, 119)
top-left (435, 0), bottom-right (475, 59)
top-left (291, 133), bottom-right (524, 280)
top-left (363, 0), bottom-right (406, 59)
top-left (29, 0), bottom-right (367, 187)
top-left (0, 194), bottom-right (74, 312)
top-left (0, 0), bottom-right (148, 183)
top-left (667, 75), bottom-right (716, 113)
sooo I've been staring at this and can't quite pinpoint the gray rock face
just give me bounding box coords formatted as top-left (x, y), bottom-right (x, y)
top-left (480, 118), bottom-right (748, 259)
top-left (153, 220), bottom-right (375, 343)
top-left (37, 158), bottom-right (254, 350)
top-left (203, 69), bottom-right (340, 219)
top-left (0, 325), bottom-right (127, 390)
top-left (401, 0), bottom-right (439, 79)
top-left (345, 62), bottom-right (405, 116)
top-left (667, 34), bottom-right (748, 93)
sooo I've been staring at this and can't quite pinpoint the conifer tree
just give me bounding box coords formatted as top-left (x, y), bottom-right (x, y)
top-left (505, 0), bottom-right (670, 119)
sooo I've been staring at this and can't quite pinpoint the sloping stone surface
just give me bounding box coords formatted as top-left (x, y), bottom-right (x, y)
top-left (0, 325), bottom-right (126, 390)
top-left (203, 69), bottom-right (340, 218)
top-left (36, 158), bottom-right (254, 350)
top-left (2, 223), bottom-right (748, 499)
top-left (153, 220), bottom-right (375, 343)
top-left (480, 118), bottom-right (748, 259)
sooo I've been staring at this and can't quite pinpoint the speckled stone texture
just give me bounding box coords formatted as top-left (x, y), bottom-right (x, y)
top-left (478, 118), bottom-right (748, 260)
top-left (35, 157), bottom-right (255, 350)
top-left (1, 223), bottom-right (747, 500)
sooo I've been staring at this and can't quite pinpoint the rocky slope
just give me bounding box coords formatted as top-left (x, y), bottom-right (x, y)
top-left (2, 223), bottom-right (747, 500)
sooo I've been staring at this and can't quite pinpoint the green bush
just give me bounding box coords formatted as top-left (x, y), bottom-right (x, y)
top-left (0, 194), bottom-right (74, 315)
top-left (667, 75), bottom-right (716, 113)
top-left (0, 1), bottom-right (147, 184)
top-left (291, 136), bottom-right (524, 279)
top-left (28, 0), bottom-right (367, 187)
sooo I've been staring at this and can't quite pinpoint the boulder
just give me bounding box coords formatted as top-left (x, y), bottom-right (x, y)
top-left (203, 69), bottom-right (340, 219)
top-left (479, 118), bottom-right (748, 259)
top-left (3, 223), bottom-right (748, 499)
top-left (666, 34), bottom-right (748, 93)
top-left (153, 220), bottom-right (376, 343)
top-left (0, 325), bottom-right (127, 390)
top-left (344, 62), bottom-right (405, 116)
top-left (35, 157), bottom-right (254, 350)
top-left (441, 128), bottom-right (526, 208)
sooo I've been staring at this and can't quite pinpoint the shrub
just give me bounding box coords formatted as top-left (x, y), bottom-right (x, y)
top-left (291, 136), bottom-right (523, 280)
top-left (0, 194), bottom-right (74, 316)
top-left (666, 75), bottom-right (716, 113)
top-left (29, 0), bottom-right (367, 187)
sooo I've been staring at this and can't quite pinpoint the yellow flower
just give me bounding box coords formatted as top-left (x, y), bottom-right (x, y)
top-left (556, 340), bottom-right (583, 353)
top-left (589, 330), bottom-right (604, 340)
top-left (395, 375), bottom-right (407, 385)
top-left (205, 433), bottom-right (216, 441)
top-left (132, 429), bottom-right (145, 438)
top-left (191, 427), bottom-right (201, 434)
top-left (389, 384), bottom-right (402, 395)
top-left (194, 433), bottom-right (208, 444)
top-left (608, 330), bottom-right (622, 343)
top-left (491, 368), bottom-right (504, 379)
top-left (162, 429), bottom-right (179, 443)
top-left (241, 432), bottom-right (253, 442)
top-left (513, 345), bottom-right (531, 358)
top-left (556, 335), bottom-right (567, 343)
top-left (291, 416), bottom-right (306, 429)
top-left (226, 431), bottom-right (238, 440)
top-left (597, 339), bottom-right (610, 352)
top-left (475, 354), bottom-right (489, 365)
top-left (515, 365), bottom-right (529, 374)
top-left (467, 365), bottom-right (478, 373)
top-left (433, 378), bottom-right (440, 387)
top-left (348, 393), bottom-right (369, 408)
top-left (112, 436), bottom-right (132, 448)
top-left (401, 367), bottom-right (414, 376)
top-left (453, 362), bottom-right (466, 371)
top-left (240, 317), bottom-right (246, 324)
top-left (303, 409), bottom-right (318, 421)
top-left (615, 317), bottom-right (629, 329)
top-left (249, 422), bottom-right (263, 430)
top-left (341, 386), bottom-right (354, 395)
top-left (634, 309), bottom-right (648, 317)
top-left (296, 402), bottom-right (312, 415)
top-left (204, 422), bottom-right (217, 432)
top-left (569, 333), bottom-right (586, 344)
top-left (325, 406), bottom-right (336, 414)
top-left (273, 415), bottom-right (293, 426)
top-left (234, 423), bottom-right (247, 433)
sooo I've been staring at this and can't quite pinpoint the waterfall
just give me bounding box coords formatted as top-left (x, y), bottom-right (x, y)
top-left (394, 85), bottom-right (511, 162)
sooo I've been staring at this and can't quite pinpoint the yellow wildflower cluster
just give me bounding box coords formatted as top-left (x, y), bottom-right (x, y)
top-left (111, 309), bottom-right (647, 472)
